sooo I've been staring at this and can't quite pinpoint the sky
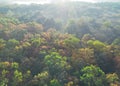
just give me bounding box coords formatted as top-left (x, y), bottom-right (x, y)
top-left (0, 0), bottom-right (120, 4)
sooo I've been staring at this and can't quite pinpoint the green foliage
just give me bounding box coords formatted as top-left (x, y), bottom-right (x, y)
top-left (112, 38), bottom-right (120, 45)
top-left (12, 70), bottom-right (23, 85)
top-left (30, 37), bottom-right (43, 47)
top-left (11, 62), bottom-right (19, 69)
top-left (0, 17), bottom-right (20, 25)
top-left (7, 39), bottom-right (19, 48)
top-left (0, 2), bottom-right (120, 86)
top-left (0, 70), bottom-right (9, 86)
top-left (0, 62), bottom-right (10, 69)
top-left (80, 65), bottom-right (107, 86)
top-left (34, 71), bottom-right (49, 80)
top-left (44, 52), bottom-right (69, 75)
top-left (50, 79), bottom-right (61, 86)
top-left (0, 62), bottom-right (28, 86)
top-left (10, 29), bottom-right (27, 41)
top-left (87, 40), bottom-right (106, 52)
top-left (0, 38), bottom-right (6, 49)
top-left (32, 71), bottom-right (49, 86)
top-left (64, 35), bottom-right (80, 49)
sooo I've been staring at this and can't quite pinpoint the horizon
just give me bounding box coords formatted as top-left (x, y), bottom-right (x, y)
top-left (0, 0), bottom-right (120, 5)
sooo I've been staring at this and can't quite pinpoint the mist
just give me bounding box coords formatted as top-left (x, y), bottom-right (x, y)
top-left (0, 0), bottom-right (120, 4)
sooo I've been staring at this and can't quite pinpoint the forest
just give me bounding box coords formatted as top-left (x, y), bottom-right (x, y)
top-left (0, 2), bottom-right (120, 86)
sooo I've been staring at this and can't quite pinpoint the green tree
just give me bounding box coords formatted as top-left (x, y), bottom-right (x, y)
top-left (7, 39), bottom-right (19, 48)
top-left (87, 40), bottom-right (106, 52)
top-left (12, 70), bottom-right (23, 86)
top-left (50, 79), bottom-right (61, 86)
top-left (80, 65), bottom-right (107, 86)
top-left (44, 52), bottom-right (69, 77)
top-left (30, 71), bottom-right (49, 86)
top-left (63, 35), bottom-right (80, 49)
top-left (0, 38), bottom-right (6, 50)
top-left (112, 38), bottom-right (120, 46)
top-left (0, 70), bottom-right (9, 86)
top-left (0, 62), bottom-right (27, 86)
top-left (10, 29), bottom-right (27, 41)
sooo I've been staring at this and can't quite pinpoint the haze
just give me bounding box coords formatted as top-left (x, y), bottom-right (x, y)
top-left (0, 0), bottom-right (120, 4)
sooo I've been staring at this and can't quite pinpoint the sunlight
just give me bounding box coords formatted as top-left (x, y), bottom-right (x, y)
top-left (13, 0), bottom-right (98, 4)
top-left (72, 0), bottom-right (98, 3)
top-left (0, 1), bottom-right (120, 86)
top-left (13, 0), bottom-right (51, 4)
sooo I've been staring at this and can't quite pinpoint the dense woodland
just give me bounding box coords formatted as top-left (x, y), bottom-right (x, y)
top-left (0, 2), bottom-right (120, 86)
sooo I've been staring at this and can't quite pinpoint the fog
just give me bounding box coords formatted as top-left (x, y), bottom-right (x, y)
top-left (0, 0), bottom-right (120, 4)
